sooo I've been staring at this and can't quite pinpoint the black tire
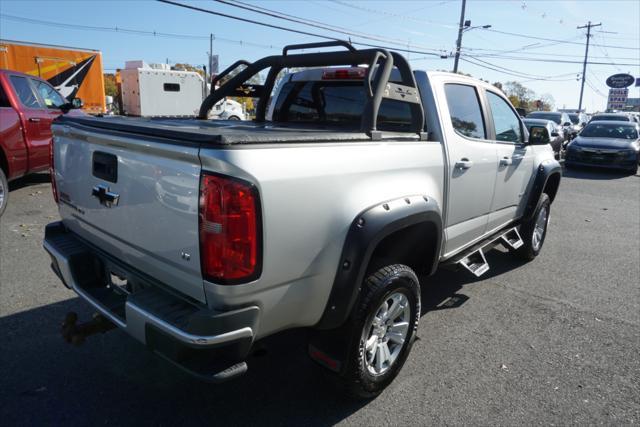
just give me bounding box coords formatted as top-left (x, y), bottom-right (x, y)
top-left (515, 193), bottom-right (551, 261)
top-left (339, 264), bottom-right (421, 399)
top-left (0, 167), bottom-right (8, 218)
top-left (227, 116), bottom-right (240, 120)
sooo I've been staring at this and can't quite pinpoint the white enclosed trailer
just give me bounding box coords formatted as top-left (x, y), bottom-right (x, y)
top-left (120, 61), bottom-right (206, 117)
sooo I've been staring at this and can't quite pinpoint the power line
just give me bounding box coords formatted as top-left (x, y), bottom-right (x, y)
top-left (461, 56), bottom-right (578, 81)
top-left (328, 0), bottom-right (458, 28)
top-left (458, 54), bottom-right (639, 67)
top-left (484, 28), bottom-right (640, 51)
top-left (593, 33), bottom-right (625, 73)
top-left (158, 0), bottom-right (444, 57)
top-left (463, 37), bottom-right (640, 61)
top-left (211, 0), bottom-right (442, 52)
top-left (584, 74), bottom-right (607, 99)
top-left (0, 13), bottom-right (278, 50)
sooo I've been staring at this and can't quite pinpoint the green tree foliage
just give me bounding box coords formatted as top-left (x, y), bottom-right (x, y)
top-left (504, 81), bottom-right (535, 108)
top-left (103, 73), bottom-right (117, 97)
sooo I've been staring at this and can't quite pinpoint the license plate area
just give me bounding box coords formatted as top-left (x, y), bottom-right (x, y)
top-left (105, 262), bottom-right (131, 295)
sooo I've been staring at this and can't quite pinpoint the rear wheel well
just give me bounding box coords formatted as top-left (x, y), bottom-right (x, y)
top-left (0, 148), bottom-right (8, 177)
top-left (543, 173), bottom-right (561, 202)
top-left (367, 222), bottom-right (439, 276)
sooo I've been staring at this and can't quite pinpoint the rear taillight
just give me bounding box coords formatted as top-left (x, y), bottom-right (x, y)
top-left (49, 137), bottom-right (58, 203)
top-left (199, 173), bottom-right (261, 284)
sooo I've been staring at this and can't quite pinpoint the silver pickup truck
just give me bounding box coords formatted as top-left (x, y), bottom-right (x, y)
top-left (44, 41), bottom-right (561, 398)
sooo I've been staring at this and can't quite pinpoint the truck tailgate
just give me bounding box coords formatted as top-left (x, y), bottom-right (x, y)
top-left (52, 122), bottom-right (205, 302)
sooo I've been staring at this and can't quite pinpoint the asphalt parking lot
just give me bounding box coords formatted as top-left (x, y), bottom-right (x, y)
top-left (1, 168), bottom-right (638, 426)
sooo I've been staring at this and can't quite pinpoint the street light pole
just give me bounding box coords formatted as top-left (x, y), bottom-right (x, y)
top-left (453, 0), bottom-right (467, 73)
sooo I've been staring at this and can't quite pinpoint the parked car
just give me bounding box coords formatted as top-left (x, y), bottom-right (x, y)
top-left (589, 113), bottom-right (633, 123)
top-left (567, 112), bottom-right (588, 138)
top-left (0, 69), bottom-right (83, 216)
top-left (565, 121), bottom-right (640, 174)
top-left (43, 42), bottom-right (561, 398)
top-left (526, 111), bottom-right (573, 141)
top-left (208, 98), bottom-right (246, 120)
top-left (523, 118), bottom-right (564, 156)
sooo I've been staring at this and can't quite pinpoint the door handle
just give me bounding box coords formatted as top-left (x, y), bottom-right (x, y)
top-left (28, 117), bottom-right (41, 123)
top-left (500, 156), bottom-right (513, 166)
top-left (455, 158), bottom-right (474, 169)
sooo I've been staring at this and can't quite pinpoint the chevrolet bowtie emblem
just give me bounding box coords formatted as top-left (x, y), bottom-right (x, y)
top-left (92, 184), bottom-right (120, 207)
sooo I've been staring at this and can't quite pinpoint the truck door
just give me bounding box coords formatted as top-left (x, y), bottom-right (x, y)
top-left (8, 74), bottom-right (52, 172)
top-left (484, 90), bottom-right (534, 230)
top-left (440, 83), bottom-right (498, 255)
top-left (0, 77), bottom-right (28, 179)
top-left (30, 77), bottom-right (67, 151)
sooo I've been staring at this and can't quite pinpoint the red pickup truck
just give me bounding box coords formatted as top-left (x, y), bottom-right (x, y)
top-left (0, 69), bottom-right (83, 216)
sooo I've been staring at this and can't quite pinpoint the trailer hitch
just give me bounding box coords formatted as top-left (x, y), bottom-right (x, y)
top-left (61, 312), bottom-right (116, 345)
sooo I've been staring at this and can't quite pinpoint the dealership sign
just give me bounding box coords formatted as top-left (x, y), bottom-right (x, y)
top-left (606, 73), bottom-right (635, 88)
top-left (607, 88), bottom-right (629, 110)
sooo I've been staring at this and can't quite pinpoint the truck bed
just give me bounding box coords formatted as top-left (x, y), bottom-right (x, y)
top-left (54, 115), bottom-right (419, 145)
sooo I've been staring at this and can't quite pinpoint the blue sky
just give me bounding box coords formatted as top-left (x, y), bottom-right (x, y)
top-left (1, 0), bottom-right (638, 112)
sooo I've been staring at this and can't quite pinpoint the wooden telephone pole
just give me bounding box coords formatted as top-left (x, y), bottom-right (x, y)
top-left (577, 21), bottom-right (601, 111)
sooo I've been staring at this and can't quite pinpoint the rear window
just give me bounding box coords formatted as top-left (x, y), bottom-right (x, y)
top-left (271, 81), bottom-right (412, 131)
top-left (444, 83), bottom-right (486, 139)
top-left (591, 115), bottom-right (630, 122)
top-left (527, 112), bottom-right (561, 124)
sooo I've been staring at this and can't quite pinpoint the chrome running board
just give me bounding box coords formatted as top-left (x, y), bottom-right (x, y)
top-left (452, 226), bottom-right (523, 277)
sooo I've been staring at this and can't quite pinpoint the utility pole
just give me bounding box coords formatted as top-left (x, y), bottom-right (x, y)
top-left (453, 0), bottom-right (467, 73)
top-left (209, 33), bottom-right (213, 93)
top-left (577, 21), bottom-right (601, 111)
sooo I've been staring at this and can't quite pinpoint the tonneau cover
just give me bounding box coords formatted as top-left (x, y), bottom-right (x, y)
top-left (53, 115), bottom-right (401, 145)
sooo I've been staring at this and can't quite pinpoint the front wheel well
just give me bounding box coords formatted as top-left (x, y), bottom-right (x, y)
top-left (543, 172), bottom-right (561, 202)
top-left (367, 222), bottom-right (439, 276)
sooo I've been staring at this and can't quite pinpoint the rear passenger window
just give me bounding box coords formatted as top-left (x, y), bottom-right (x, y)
top-left (272, 81), bottom-right (412, 131)
top-left (9, 76), bottom-right (41, 109)
top-left (444, 84), bottom-right (486, 139)
top-left (487, 91), bottom-right (522, 143)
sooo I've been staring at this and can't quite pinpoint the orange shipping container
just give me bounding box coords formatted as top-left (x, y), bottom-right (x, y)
top-left (0, 39), bottom-right (106, 114)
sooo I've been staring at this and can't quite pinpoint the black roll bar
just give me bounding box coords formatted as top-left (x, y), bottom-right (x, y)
top-left (211, 59), bottom-right (251, 87)
top-left (198, 41), bottom-right (425, 137)
top-left (282, 40), bottom-right (356, 56)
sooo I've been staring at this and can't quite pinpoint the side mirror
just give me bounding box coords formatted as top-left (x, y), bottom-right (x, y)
top-left (60, 97), bottom-right (83, 114)
top-left (563, 122), bottom-right (572, 127)
top-left (528, 125), bottom-right (550, 145)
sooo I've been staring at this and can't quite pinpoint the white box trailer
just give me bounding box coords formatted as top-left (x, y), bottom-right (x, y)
top-left (120, 61), bottom-right (207, 117)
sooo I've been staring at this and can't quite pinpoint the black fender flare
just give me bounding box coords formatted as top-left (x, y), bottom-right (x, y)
top-left (523, 159), bottom-right (562, 221)
top-left (316, 195), bottom-right (442, 330)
